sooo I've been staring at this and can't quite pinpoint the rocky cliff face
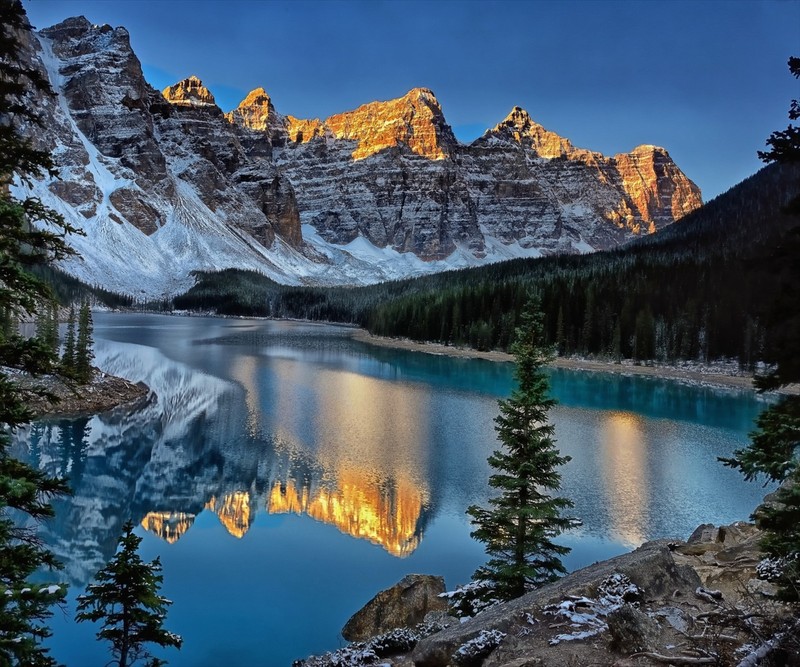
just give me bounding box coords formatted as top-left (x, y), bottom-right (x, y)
top-left (15, 15), bottom-right (702, 295)
top-left (233, 87), bottom-right (702, 261)
top-left (483, 106), bottom-right (585, 159)
top-left (162, 75), bottom-right (217, 107)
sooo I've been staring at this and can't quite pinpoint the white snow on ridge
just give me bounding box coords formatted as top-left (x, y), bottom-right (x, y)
top-left (16, 32), bottom-right (611, 300)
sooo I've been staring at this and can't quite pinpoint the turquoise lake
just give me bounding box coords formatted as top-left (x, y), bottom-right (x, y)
top-left (14, 312), bottom-right (773, 666)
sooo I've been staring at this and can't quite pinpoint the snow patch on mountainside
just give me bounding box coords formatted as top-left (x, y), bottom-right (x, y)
top-left (13, 21), bottom-right (701, 299)
top-left (19, 33), bottom-right (543, 298)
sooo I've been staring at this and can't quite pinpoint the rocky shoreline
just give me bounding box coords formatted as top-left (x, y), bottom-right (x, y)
top-left (299, 521), bottom-right (797, 667)
top-left (351, 330), bottom-right (800, 396)
top-left (13, 368), bottom-right (150, 419)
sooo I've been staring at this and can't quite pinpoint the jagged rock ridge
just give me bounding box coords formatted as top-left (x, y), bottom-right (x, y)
top-left (15, 15), bottom-right (702, 296)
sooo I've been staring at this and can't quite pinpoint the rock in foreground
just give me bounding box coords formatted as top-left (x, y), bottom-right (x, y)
top-left (342, 574), bottom-right (448, 641)
top-left (411, 540), bottom-right (699, 666)
top-left (300, 523), bottom-right (800, 666)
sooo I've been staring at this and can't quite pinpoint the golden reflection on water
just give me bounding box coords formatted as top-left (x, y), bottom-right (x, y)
top-left (268, 366), bottom-right (430, 555)
top-left (312, 368), bottom-right (429, 477)
top-left (229, 355), bottom-right (261, 438)
top-left (599, 411), bottom-right (648, 547)
top-left (205, 492), bottom-right (252, 539)
top-left (140, 511), bottom-right (196, 544)
top-left (142, 360), bottom-right (431, 556)
top-left (267, 472), bottom-right (425, 557)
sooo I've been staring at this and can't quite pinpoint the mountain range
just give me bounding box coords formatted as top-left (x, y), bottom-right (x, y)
top-left (16, 16), bottom-right (702, 298)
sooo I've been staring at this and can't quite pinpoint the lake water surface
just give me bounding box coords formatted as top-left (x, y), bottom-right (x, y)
top-left (14, 312), bottom-right (772, 666)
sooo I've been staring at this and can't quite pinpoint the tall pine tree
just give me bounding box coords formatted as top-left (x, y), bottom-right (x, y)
top-left (76, 522), bottom-right (182, 667)
top-left (60, 306), bottom-right (76, 378)
top-left (75, 300), bottom-right (93, 384)
top-left (34, 301), bottom-right (58, 357)
top-left (722, 56), bottom-right (800, 601)
top-left (467, 297), bottom-right (576, 600)
top-left (0, 1), bottom-right (83, 663)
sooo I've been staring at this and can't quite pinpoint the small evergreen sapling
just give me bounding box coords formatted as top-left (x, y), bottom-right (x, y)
top-left (75, 300), bottom-right (94, 384)
top-left (60, 306), bottom-right (76, 377)
top-left (467, 298), bottom-right (576, 601)
top-left (76, 522), bottom-right (182, 667)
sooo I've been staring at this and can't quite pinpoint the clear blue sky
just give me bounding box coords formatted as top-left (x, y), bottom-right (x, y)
top-left (24, 0), bottom-right (800, 201)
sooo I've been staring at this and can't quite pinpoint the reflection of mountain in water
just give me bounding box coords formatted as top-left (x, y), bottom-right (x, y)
top-left (269, 470), bottom-right (427, 557)
top-left (12, 315), bottom-right (771, 594)
top-left (141, 511), bottom-right (197, 544)
top-left (143, 473), bottom-right (427, 557)
top-left (14, 338), bottom-right (431, 585)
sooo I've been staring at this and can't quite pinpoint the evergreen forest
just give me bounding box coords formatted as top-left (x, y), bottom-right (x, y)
top-left (170, 162), bottom-right (800, 370)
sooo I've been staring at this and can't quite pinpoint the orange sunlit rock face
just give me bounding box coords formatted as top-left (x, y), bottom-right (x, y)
top-left (162, 75), bottom-right (218, 108)
top-left (205, 491), bottom-right (252, 539)
top-left (614, 145), bottom-right (702, 232)
top-left (225, 87), bottom-right (274, 131)
top-left (267, 472), bottom-right (427, 557)
top-left (233, 87), bottom-right (457, 161)
top-left (488, 106), bottom-right (589, 160)
top-left (284, 116), bottom-right (327, 144)
top-left (224, 87), bottom-right (290, 143)
top-left (484, 106), bottom-right (703, 232)
top-left (140, 511), bottom-right (196, 544)
top-left (323, 88), bottom-right (455, 161)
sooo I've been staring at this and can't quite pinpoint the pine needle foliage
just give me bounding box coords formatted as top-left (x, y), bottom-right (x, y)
top-left (0, 1), bottom-right (84, 663)
top-left (60, 306), bottom-right (75, 376)
top-left (74, 300), bottom-right (93, 384)
top-left (76, 522), bottom-right (182, 667)
top-left (467, 297), bottom-right (575, 601)
top-left (721, 55), bottom-right (800, 602)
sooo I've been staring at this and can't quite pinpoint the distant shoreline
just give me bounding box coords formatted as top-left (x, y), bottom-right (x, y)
top-left (351, 329), bottom-right (799, 395)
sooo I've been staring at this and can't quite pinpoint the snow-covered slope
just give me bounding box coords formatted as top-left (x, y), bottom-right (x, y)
top-left (14, 16), bottom-right (702, 298)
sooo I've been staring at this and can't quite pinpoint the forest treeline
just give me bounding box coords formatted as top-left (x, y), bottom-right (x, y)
top-left (166, 163), bottom-right (800, 369)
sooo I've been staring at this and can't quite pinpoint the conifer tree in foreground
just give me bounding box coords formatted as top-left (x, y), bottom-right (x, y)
top-left (722, 56), bottom-right (800, 602)
top-left (467, 298), bottom-right (576, 601)
top-left (76, 522), bottom-right (182, 667)
top-left (0, 0), bottom-right (82, 663)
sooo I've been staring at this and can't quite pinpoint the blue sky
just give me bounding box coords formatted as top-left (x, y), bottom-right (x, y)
top-left (25, 0), bottom-right (800, 201)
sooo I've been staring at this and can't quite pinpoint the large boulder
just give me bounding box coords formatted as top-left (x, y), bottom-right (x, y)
top-left (341, 574), bottom-right (448, 641)
top-left (411, 540), bottom-right (700, 667)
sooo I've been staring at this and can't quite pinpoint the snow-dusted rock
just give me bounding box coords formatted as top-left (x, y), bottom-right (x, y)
top-left (17, 15), bottom-right (702, 297)
top-left (410, 541), bottom-right (700, 667)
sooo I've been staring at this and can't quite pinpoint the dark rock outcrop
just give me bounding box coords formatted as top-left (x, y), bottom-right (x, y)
top-left (17, 369), bottom-right (150, 418)
top-left (341, 574), bottom-right (448, 642)
top-left (411, 541), bottom-right (699, 666)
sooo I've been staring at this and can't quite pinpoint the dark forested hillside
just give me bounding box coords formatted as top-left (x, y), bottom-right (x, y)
top-left (31, 265), bottom-right (134, 310)
top-left (172, 163), bottom-right (800, 367)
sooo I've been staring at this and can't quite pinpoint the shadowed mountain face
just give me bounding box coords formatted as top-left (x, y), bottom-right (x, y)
top-left (14, 16), bottom-right (701, 296)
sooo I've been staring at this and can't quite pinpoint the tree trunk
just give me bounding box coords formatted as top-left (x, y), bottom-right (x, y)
top-left (514, 482), bottom-right (528, 598)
